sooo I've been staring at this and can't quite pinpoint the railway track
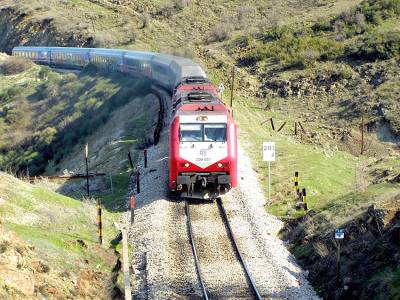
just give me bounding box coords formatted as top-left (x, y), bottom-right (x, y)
top-left (185, 198), bottom-right (264, 300)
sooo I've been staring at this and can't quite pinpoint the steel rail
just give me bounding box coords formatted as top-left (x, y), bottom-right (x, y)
top-left (216, 197), bottom-right (263, 300)
top-left (185, 200), bottom-right (209, 300)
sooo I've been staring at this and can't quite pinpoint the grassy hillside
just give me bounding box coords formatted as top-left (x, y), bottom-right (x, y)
top-left (0, 0), bottom-right (399, 298)
top-left (0, 172), bottom-right (120, 299)
top-left (0, 54), bottom-right (152, 175)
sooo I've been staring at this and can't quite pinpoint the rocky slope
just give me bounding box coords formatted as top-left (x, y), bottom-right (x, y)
top-left (0, 172), bottom-right (121, 299)
top-left (281, 202), bottom-right (400, 299)
top-left (0, 6), bottom-right (91, 54)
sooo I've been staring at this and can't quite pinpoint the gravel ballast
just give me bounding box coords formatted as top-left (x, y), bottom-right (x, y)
top-left (223, 144), bottom-right (320, 299)
top-left (123, 90), bottom-right (320, 299)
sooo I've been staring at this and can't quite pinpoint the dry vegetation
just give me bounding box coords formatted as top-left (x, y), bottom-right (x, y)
top-left (0, 0), bottom-right (399, 298)
top-left (0, 56), bottom-right (32, 75)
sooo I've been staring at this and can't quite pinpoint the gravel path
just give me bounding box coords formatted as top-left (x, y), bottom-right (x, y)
top-left (122, 89), bottom-right (320, 299)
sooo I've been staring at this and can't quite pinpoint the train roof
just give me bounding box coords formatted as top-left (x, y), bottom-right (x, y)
top-left (176, 105), bottom-right (229, 116)
top-left (12, 46), bottom-right (157, 57)
top-left (90, 49), bottom-right (125, 56)
top-left (175, 76), bottom-right (210, 87)
top-left (174, 91), bottom-right (221, 107)
top-left (124, 51), bottom-right (156, 60)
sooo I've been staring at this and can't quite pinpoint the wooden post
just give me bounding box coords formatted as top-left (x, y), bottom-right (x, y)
top-left (277, 121), bottom-right (287, 132)
top-left (360, 115), bottom-right (364, 155)
top-left (136, 168), bottom-right (140, 194)
top-left (270, 118), bottom-right (275, 131)
top-left (230, 66), bottom-right (235, 116)
top-left (85, 144), bottom-right (90, 197)
top-left (298, 121), bottom-right (306, 133)
top-left (294, 122), bottom-right (298, 136)
top-left (97, 200), bottom-right (103, 245)
top-left (109, 174), bottom-right (114, 195)
top-left (128, 152), bottom-right (134, 169)
top-left (144, 149), bottom-right (148, 168)
top-left (121, 230), bottom-right (132, 300)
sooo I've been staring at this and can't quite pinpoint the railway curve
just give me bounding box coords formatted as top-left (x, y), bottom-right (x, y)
top-left (12, 46), bottom-right (320, 300)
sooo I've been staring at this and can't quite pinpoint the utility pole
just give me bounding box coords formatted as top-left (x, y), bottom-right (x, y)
top-left (230, 66), bottom-right (235, 116)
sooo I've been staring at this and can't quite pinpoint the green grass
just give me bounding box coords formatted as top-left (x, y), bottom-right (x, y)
top-left (93, 173), bottom-right (131, 212)
top-left (0, 62), bottom-right (151, 175)
top-left (318, 182), bottom-right (400, 225)
top-left (0, 172), bottom-right (118, 273)
top-left (234, 102), bottom-right (358, 217)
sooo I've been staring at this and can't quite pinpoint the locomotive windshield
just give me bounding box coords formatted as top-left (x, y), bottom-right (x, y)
top-left (180, 124), bottom-right (203, 142)
top-left (204, 124), bottom-right (226, 142)
top-left (180, 123), bottom-right (227, 142)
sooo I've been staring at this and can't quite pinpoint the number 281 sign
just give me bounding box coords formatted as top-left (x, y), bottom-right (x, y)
top-left (263, 142), bottom-right (276, 162)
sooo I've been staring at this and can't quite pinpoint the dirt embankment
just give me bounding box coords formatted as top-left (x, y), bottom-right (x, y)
top-left (0, 222), bottom-right (120, 300)
top-left (281, 203), bottom-right (400, 300)
top-left (0, 6), bottom-right (92, 54)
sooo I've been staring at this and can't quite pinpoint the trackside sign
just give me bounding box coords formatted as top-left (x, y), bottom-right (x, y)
top-left (263, 142), bottom-right (276, 162)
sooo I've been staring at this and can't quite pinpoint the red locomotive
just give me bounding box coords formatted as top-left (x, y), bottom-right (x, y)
top-left (169, 78), bottom-right (237, 199)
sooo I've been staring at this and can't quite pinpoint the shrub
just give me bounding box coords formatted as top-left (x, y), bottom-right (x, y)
top-left (207, 24), bottom-right (232, 43)
top-left (38, 66), bottom-right (51, 79)
top-left (4, 106), bottom-right (24, 125)
top-left (358, 0), bottom-right (400, 24)
top-left (62, 73), bottom-right (77, 83)
top-left (0, 57), bottom-right (32, 75)
top-left (261, 25), bottom-right (292, 41)
top-left (243, 32), bottom-right (344, 68)
top-left (82, 63), bottom-right (99, 75)
top-left (313, 0), bottom-right (400, 37)
top-left (348, 31), bottom-right (400, 60)
top-left (0, 91), bottom-right (11, 104)
top-left (312, 17), bottom-right (332, 33)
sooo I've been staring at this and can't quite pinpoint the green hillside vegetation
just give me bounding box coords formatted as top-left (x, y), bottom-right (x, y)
top-left (0, 172), bottom-right (120, 299)
top-left (0, 56), bottom-right (151, 175)
top-left (217, 0), bottom-right (400, 218)
top-left (238, 0), bottom-right (400, 68)
top-left (0, 0), bottom-right (398, 243)
top-left (0, 0), bottom-right (399, 298)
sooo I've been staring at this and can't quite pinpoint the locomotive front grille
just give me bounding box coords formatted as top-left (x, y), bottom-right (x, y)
top-left (177, 172), bottom-right (230, 185)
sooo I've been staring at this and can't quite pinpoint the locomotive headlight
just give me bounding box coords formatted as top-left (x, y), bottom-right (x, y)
top-left (218, 163), bottom-right (223, 168)
top-left (184, 163), bottom-right (190, 168)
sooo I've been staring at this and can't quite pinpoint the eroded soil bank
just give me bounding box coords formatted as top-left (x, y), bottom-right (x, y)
top-left (281, 202), bottom-right (400, 299)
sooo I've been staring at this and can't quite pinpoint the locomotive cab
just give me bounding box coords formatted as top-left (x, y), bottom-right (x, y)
top-left (169, 108), bottom-right (237, 199)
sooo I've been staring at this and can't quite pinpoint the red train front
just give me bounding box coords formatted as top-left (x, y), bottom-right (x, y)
top-left (169, 88), bottom-right (237, 199)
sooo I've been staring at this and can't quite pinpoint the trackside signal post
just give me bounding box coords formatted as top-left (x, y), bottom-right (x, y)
top-left (263, 142), bottom-right (276, 205)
